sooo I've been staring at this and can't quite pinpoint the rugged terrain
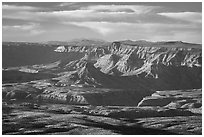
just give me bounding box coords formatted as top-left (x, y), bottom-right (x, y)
top-left (2, 40), bottom-right (202, 135)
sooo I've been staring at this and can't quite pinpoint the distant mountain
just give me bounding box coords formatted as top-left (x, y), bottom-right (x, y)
top-left (117, 40), bottom-right (201, 48)
top-left (45, 39), bottom-right (111, 46)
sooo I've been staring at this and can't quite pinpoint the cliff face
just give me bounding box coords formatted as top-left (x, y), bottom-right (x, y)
top-left (56, 41), bottom-right (201, 72)
top-left (53, 41), bottom-right (201, 90)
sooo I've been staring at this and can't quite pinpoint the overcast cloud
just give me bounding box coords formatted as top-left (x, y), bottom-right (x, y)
top-left (2, 2), bottom-right (202, 44)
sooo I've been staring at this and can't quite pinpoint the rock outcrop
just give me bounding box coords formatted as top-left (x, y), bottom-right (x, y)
top-left (138, 89), bottom-right (202, 110)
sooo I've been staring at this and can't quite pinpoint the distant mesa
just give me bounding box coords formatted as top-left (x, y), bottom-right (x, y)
top-left (3, 39), bottom-right (201, 49)
top-left (44, 38), bottom-right (112, 47)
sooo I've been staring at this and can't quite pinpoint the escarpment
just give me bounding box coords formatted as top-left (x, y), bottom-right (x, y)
top-left (53, 41), bottom-right (201, 90)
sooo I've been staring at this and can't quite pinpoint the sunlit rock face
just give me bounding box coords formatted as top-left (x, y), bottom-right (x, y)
top-left (39, 87), bottom-right (89, 105)
top-left (55, 41), bottom-right (201, 74)
top-left (137, 89), bottom-right (202, 114)
top-left (54, 41), bottom-right (201, 90)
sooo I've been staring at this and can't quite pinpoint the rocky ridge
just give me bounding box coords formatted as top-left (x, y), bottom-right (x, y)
top-left (52, 41), bottom-right (201, 90)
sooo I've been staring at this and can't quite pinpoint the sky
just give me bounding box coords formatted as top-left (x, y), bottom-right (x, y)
top-left (2, 2), bottom-right (202, 44)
